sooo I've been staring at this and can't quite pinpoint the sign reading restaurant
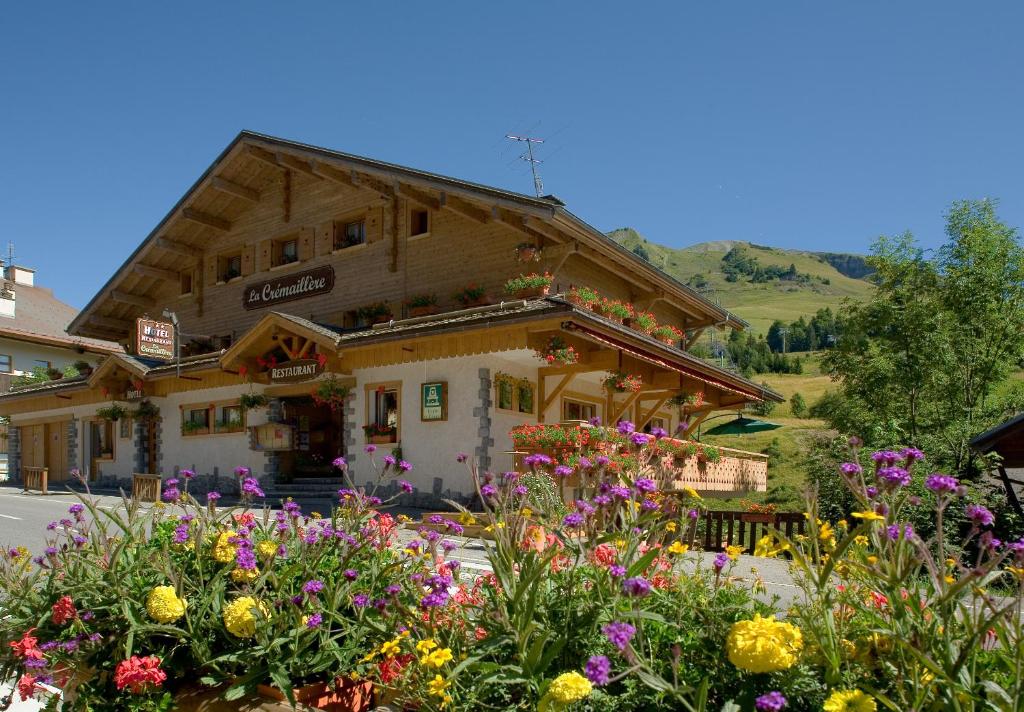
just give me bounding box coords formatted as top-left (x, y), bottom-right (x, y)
top-left (136, 318), bottom-right (175, 360)
top-left (243, 265), bottom-right (335, 310)
top-left (269, 359), bottom-right (323, 383)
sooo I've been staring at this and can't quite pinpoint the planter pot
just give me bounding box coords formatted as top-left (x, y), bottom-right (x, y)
top-left (512, 285), bottom-right (551, 300)
top-left (656, 336), bottom-right (676, 346)
top-left (516, 246), bottom-right (540, 262)
top-left (371, 314), bottom-right (393, 325)
top-left (48, 372), bottom-right (64, 381)
top-left (367, 434), bottom-right (396, 445)
top-left (257, 680), bottom-right (374, 712)
top-left (741, 513), bottom-right (776, 524)
top-left (458, 296), bottom-right (490, 308)
top-left (408, 305), bottom-right (439, 317)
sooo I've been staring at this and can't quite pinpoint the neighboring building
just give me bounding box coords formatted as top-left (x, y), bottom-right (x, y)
top-left (0, 131), bottom-right (781, 503)
top-left (970, 413), bottom-right (1024, 518)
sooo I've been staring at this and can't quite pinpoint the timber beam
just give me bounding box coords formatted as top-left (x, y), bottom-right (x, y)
top-left (110, 290), bottom-right (155, 308)
top-left (89, 315), bottom-right (133, 331)
top-left (608, 389), bottom-right (645, 425)
top-left (211, 176), bottom-right (261, 203)
top-left (396, 183), bottom-right (440, 211)
top-left (440, 192), bottom-right (490, 223)
top-left (637, 395), bottom-right (671, 429)
top-left (133, 264), bottom-right (179, 282)
top-left (154, 238), bottom-right (196, 258)
top-left (182, 208), bottom-right (231, 232)
top-left (538, 372), bottom-right (576, 422)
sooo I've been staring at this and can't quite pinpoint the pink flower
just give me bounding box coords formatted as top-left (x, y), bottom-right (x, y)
top-left (114, 656), bottom-right (167, 693)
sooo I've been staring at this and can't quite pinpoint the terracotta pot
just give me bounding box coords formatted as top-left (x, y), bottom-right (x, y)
top-left (512, 285), bottom-right (551, 300)
top-left (367, 434), bottom-right (396, 445)
top-left (656, 336), bottom-right (676, 346)
top-left (371, 314), bottom-right (392, 325)
top-left (408, 305), bottom-right (439, 317)
top-left (257, 680), bottom-right (374, 712)
top-left (740, 513), bottom-right (776, 524)
top-left (458, 296), bottom-right (490, 308)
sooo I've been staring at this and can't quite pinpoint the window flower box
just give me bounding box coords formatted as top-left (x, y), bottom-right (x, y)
top-left (504, 272), bottom-right (553, 300)
top-left (406, 294), bottom-right (439, 317)
top-left (256, 679), bottom-right (374, 711)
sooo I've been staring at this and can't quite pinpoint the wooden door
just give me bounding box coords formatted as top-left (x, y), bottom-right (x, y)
top-left (22, 424), bottom-right (45, 469)
top-left (45, 423), bottom-right (67, 481)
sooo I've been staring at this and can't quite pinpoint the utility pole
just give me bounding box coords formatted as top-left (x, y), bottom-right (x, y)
top-left (506, 134), bottom-right (545, 197)
top-left (779, 328), bottom-right (788, 355)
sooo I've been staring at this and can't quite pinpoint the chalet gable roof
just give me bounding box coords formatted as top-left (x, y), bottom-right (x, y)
top-left (68, 131), bottom-right (746, 341)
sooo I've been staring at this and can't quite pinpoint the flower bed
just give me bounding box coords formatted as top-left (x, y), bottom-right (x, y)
top-left (2, 441), bottom-right (1022, 711)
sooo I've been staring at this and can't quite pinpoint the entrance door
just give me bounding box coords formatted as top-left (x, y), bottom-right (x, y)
top-left (143, 419), bottom-right (158, 472)
top-left (22, 424), bottom-right (45, 470)
top-left (280, 398), bottom-right (344, 477)
top-left (45, 423), bottom-right (68, 481)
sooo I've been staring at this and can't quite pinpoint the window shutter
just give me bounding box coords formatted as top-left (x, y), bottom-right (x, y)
top-left (298, 226), bottom-right (315, 261)
top-left (257, 239), bottom-right (273, 272)
top-left (367, 207), bottom-right (384, 243)
top-left (315, 221), bottom-right (333, 256)
top-left (241, 244), bottom-right (256, 276)
top-left (205, 255), bottom-right (218, 287)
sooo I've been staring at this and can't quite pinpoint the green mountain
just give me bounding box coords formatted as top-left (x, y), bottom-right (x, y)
top-left (608, 228), bottom-right (874, 334)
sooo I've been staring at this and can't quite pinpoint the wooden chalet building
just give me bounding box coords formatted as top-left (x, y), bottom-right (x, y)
top-left (0, 131), bottom-right (781, 504)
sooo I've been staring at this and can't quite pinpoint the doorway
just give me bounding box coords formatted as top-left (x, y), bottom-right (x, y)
top-left (21, 421), bottom-right (69, 482)
top-left (279, 397), bottom-right (344, 478)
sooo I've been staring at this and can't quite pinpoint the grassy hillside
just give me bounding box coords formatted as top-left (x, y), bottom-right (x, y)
top-left (609, 228), bottom-right (874, 334)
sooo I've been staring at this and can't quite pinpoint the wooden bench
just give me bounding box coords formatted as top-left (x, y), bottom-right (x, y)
top-left (132, 473), bottom-right (162, 502)
top-left (22, 466), bottom-right (48, 494)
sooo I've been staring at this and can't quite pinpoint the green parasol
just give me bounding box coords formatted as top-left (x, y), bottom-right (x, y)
top-left (702, 416), bottom-right (782, 436)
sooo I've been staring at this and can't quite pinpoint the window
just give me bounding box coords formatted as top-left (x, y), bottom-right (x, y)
top-left (335, 220), bottom-right (366, 250)
top-left (410, 208), bottom-right (430, 237)
top-left (366, 383), bottom-right (400, 443)
top-left (90, 420), bottom-right (114, 460)
top-left (494, 374), bottom-right (536, 415)
top-left (563, 399), bottom-right (598, 422)
top-left (180, 270), bottom-right (193, 296)
top-left (0, 355), bottom-right (11, 373)
top-left (273, 237), bottom-right (298, 267)
top-left (216, 404), bottom-right (244, 432)
top-left (182, 406), bottom-right (211, 436)
top-left (218, 253), bottom-right (242, 282)
top-left (32, 360), bottom-right (50, 372)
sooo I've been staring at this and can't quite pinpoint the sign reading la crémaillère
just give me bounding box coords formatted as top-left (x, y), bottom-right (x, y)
top-left (243, 265), bottom-right (335, 310)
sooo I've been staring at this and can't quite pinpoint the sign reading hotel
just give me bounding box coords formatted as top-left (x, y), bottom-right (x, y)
top-left (136, 318), bottom-right (175, 360)
top-left (243, 265), bottom-right (335, 310)
top-left (269, 359), bottom-right (323, 383)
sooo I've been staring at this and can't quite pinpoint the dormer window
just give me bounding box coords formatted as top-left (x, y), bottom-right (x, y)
top-left (335, 220), bottom-right (365, 250)
top-left (273, 236), bottom-right (298, 267)
top-left (410, 208), bottom-right (430, 238)
top-left (218, 253), bottom-right (242, 282)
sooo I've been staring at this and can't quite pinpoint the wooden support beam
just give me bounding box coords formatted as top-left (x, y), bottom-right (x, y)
top-left (396, 183), bottom-right (440, 210)
top-left (276, 152), bottom-right (321, 179)
top-left (211, 176), bottom-right (261, 203)
top-left (538, 372), bottom-right (576, 422)
top-left (246, 144), bottom-right (280, 167)
top-left (609, 389), bottom-right (645, 425)
top-left (89, 315), bottom-right (133, 331)
top-left (637, 396), bottom-right (670, 430)
top-left (685, 328), bottom-right (706, 348)
top-left (442, 193), bottom-right (490, 223)
top-left (310, 160), bottom-right (360, 189)
top-left (133, 264), bottom-right (179, 282)
top-left (680, 408), bottom-right (714, 439)
top-left (524, 216), bottom-right (566, 243)
top-left (182, 208), bottom-right (231, 232)
top-left (154, 238), bottom-right (196, 257)
top-left (110, 290), bottom-right (154, 308)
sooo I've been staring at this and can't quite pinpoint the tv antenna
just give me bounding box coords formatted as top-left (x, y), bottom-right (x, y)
top-left (505, 134), bottom-right (545, 197)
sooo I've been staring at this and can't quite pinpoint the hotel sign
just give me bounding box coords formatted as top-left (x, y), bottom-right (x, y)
top-left (243, 265), bottom-right (335, 310)
top-left (269, 359), bottom-right (323, 384)
top-left (136, 318), bottom-right (174, 360)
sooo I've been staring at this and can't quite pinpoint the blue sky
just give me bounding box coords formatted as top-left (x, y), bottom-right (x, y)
top-left (1, 2), bottom-right (1021, 307)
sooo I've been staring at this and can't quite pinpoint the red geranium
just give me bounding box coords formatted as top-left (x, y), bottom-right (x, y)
top-left (51, 596), bottom-right (77, 625)
top-left (114, 655), bottom-right (166, 693)
top-left (9, 629), bottom-right (43, 660)
top-left (377, 653), bottom-right (414, 684)
top-left (17, 674), bottom-right (39, 702)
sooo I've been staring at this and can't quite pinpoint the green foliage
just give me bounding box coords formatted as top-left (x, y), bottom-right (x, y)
top-left (766, 309), bottom-right (842, 353)
top-left (822, 199), bottom-right (1024, 476)
top-left (789, 392), bottom-right (807, 418)
top-left (726, 330), bottom-right (803, 375)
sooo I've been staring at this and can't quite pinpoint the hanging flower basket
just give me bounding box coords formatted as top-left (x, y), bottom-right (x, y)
top-left (515, 243), bottom-right (542, 263)
top-left (239, 393), bottom-right (269, 412)
top-left (533, 336), bottom-right (579, 365)
top-left (602, 371), bottom-right (643, 393)
top-left (504, 272), bottom-right (553, 300)
top-left (312, 376), bottom-right (351, 411)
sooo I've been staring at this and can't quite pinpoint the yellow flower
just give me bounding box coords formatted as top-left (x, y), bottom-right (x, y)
top-left (614, 539), bottom-right (627, 549)
top-left (726, 544), bottom-right (744, 561)
top-left (520, 507), bottom-right (533, 518)
top-left (379, 638), bottom-right (402, 658)
top-left (427, 675), bottom-right (450, 698)
top-left (547, 671), bottom-right (592, 704)
top-left (231, 566), bottom-right (260, 583)
top-left (665, 521), bottom-right (678, 533)
top-left (853, 535), bottom-right (868, 546)
top-left (397, 514), bottom-right (412, 523)
top-left (823, 689), bottom-right (876, 712)
top-left (837, 519), bottom-right (849, 530)
top-left (667, 541), bottom-right (689, 555)
top-left (257, 541), bottom-right (277, 558)
top-left (146, 586), bottom-right (186, 624)
top-left (420, 648), bottom-right (454, 669)
top-left (311, 511), bottom-right (322, 519)
top-left (458, 512), bottom-right (477, 525)
top-left (360, 649), bottom-right (378, 663)
top-left (754, 535), bottom-right (787, 558)
top-left (851, 511), bottom-right (884, 522)
top-left (818, 521), bottom-right (835, 544)
top-left (416, 639), bottom-right (438, 654)
top-left (726, 614), bottom-right (803, 673)
top-left (867, 555), bottom-right (878, 565)
top-left (212, 531), bottom-right (238, 563)
top-left (682, 487), bottom-right (701, 500)
top-left (1006, 566), bottom-right (1024, 579)
top-left (223, 596), bottom-right (269, 638)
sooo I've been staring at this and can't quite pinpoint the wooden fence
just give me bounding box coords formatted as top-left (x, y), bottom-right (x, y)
top-left (688, 510), bottom-right (806, 554)
top-left (22, 466), bottom-right (48, 494)
top-left (132, 473), bottom-right (162, 503)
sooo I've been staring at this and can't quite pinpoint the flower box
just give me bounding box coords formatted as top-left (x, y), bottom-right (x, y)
top-left (257, 680), bottom-right (374, 712)
top-left (740, 513), bottom-right (776, 524)
top-left (367, 434), bottom-right (396, 445)
top-left (511, 284), bottom-right (551, 300)
top-left (409, 304), bottom-right (440, 317)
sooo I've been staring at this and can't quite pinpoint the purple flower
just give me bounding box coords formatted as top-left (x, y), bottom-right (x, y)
top-left (629, 432), bottom-right (648, 447)
top-left (399, 480), bottom-right (414, 494)
top-left (595, 455), bottom-right (610, 467)
top-left (755, 691), bottom-right (787, 711)
top-left (616, 420), bottom-right (635, 435)
top-left (236, 547), bottom-right (257, 570)
top-left (877, 466), bottom-right (911, 488)
top-left (713, 552), bottom-right (729, 572)
top-left (578, 456), bottom-right (593, 469)
top-left (513, 484), bottom-right (528, 496)
top-left (609, 565), bottom-right (626, 578)
top-left (364, 444), bottom-right (377, 454)
top-left (871, 450), bottom-right (900, 466)
top-left (398, 460), bottom-right (412, 472)
top-left (887, 524), bottom-right (914, 541)
top-left (305, 612), bottom-right (323, 629)
top-left (966, 504), bottom-right (995, 528)
top-left (641, 499), bottom-right (659, 512)
top-left (901, 447), bottom-right (925, 463)
top-left (622, 577), bottom-right (652, 598)
top-left (241, 477), bottom-right (265, 498)
top-left (181, 468), bottom-right (195, 479)
top-left (46, 521), bottom-right (57, 531)
top-left (25, 658), bottom-right (48, 669)
top-left (382, 454), bottom-right (397, 467)
top-left (865, 486), bottom-right (878, 499)
top-left (207, 491), bottom-right (221, 502)
top-left (688, 508), bottom-right (699, 520)
top-left (161, 488), bottom-right (180, 502)
top-left (166, 478), bottom-right (180, 487)
top-left (524, 453), bottom-right (553, 469)
top-left (420, 591), bottom-right (449, 608)
top-left (303, 579), bottom-right (325, 594)
top-left (68, 504), bottom-right (84, 515)
top-left (429, 514), bottom-right (444, 525)
top-left (456, 452), bottom-right (468, 463)
top-left (602, 621), bottom-right (636, 651)
top-left (553, 465), bottom-right (574, 478)
top-left (172, 523), bottom-right (190, 545)
top-left (925, 473), bottom-right (959, 494)
top-left (352, 593), bottom-right (369, 607)
top-left (332, 456), bottom-right (347, 469)
top-left (840, 462), bottom-right (862, 476)
top-left (234, 466), bottom-right (251, 477)
top-left (634, 478), bottom-right (656, 493)
top-left (562, 513), bottom-right (584, 528)
top-left (587, 416), bottom-right (602, 426)
top-left (584, 655), bottom-right (611, 686)
top-left (650, 426), bottom-right (668, 440)
top-left (441, 540), bottom-right (458, 554)
top-left (610, 485), bottom-right (631, 499)
top-left (385, 584), bottom-right (402, 595)
top-left (72, 535), bottom-right (87, 548)
top-left (60, 518), bottom-right (73, 528)
top-left (342, 569), bottom-right (358, 581)
top-left (480, 484), bottom-right (497, 498)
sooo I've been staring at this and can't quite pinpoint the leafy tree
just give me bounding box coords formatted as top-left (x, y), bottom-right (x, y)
top-left (789, 392), bottom-right (807, 418)
top-left (750, 383), bottom-right (776, 416)
top-left (822, 199), bottom-right (1024, 474)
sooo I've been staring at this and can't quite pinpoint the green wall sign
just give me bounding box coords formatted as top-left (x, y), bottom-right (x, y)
top-left (421, 381), bottom-right (447, 422)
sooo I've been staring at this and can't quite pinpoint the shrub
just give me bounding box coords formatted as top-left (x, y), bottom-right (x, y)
top-left (789, 392), bottom-right (807, 418)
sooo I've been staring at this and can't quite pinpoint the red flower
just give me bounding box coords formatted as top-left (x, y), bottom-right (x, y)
top-left (10, 629), bottom-right (43, 660)
top-left (17, 674), bottom-right (39, 702)
top-left (51, 596), bottom-right (77, 625)
top-left (377, 653), bottom-right (414, 684)
top-left (114, 655), bottom-right (166, 693)
top-left (315, 352), bottom-right (328, 368)
top-left (238, 365), bottom-right (249, 378)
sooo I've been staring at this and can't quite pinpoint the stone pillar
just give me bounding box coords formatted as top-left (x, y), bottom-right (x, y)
top-left (342, 397), bottom-right (356, 467)
top-left (134, 419), bottom-right (146, 473)
top-left (474, 367), bottom-right (493, 471)
top-left (66, 419), bottom-right (78, 475)
top-left (8, 426), bottom-right (20, 484)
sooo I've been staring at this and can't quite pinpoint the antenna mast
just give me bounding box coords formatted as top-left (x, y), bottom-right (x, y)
top-left (505, 134), bottom-right (545, 197)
